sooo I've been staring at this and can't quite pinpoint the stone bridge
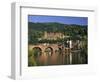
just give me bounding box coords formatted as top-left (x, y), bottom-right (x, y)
top-left (28, 43), bottom-right (70, 56)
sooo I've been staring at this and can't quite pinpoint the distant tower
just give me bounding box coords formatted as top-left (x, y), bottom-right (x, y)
top-left (69, 40), bottom-right (72, 48)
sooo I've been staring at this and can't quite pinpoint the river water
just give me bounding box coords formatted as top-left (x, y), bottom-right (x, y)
top-left (33, 50), bottom-right (88, 66)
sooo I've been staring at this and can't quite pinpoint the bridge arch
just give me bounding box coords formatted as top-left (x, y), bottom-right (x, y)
top-left (44, 47), bottom-right (53, 56)
top-left (32, 47), bottom-right (42, 57)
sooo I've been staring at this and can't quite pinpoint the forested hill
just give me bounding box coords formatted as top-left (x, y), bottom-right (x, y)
top-left (28, 22), bottom-right (87, 44)
top-left (28, 22), bottom-right (87, 33)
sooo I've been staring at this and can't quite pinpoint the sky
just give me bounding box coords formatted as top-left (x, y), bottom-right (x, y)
top-left (28, 15), bottom-right (88, 25)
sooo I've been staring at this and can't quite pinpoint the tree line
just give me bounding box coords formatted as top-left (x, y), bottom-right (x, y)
top-left (28, 22), bottom-right (87, 44)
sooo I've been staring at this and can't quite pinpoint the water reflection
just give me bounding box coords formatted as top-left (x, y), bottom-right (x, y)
top-left (32, 49), bottom-right (87, 66)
